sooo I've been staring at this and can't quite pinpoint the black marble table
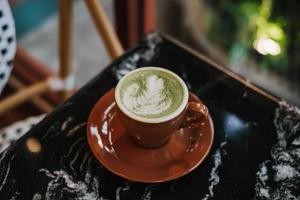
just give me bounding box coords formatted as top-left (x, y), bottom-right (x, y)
top-left (0, 33), bottom-right (299, 200)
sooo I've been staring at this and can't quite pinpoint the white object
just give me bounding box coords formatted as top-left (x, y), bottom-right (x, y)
top-left (0, 0), bottom-right (16, 93)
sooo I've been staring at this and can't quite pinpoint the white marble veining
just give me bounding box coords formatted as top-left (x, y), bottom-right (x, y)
top-left (34, 117), bottom-right (103, 200)
top-left (202, 137), bottom-right (228, 200)
top-left (140, 185), bottom-right (158, 200)
top-left (254, 101), bottom-right (300, 200)
top-left (116, 182), bottom-right (130, 200)
top-left (40, 168), bottom-right (100, 200)
top-left (0, 151), bottom-right (16, 192)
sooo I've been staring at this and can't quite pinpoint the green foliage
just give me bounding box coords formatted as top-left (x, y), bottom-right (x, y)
top-left (204, 0), bottom-right (293, 73)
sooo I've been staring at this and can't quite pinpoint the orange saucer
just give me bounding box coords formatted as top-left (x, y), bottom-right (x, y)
top-left (87, 88), bottom-right (214, 183)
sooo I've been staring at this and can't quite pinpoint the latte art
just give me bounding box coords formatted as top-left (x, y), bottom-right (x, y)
top-left (117, 68), bottom-right (186, 119)
top-left (122, 75), bottom-right (173, 116)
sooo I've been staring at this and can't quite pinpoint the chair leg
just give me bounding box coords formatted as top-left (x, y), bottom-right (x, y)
top-left (0, 80), bottom-right (50, 115)
top-left (58, 0), bottom-right (74, 100)
top-left (0, 0), bottom-right (125, 115)
top-left (8, 76), bottom-right (53, 113)
top-left (85, 0), bottom-right (124, 59)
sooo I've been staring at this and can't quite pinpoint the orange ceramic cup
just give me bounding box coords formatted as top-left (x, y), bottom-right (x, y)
top-left (115, 67), bottom-right (208, 149)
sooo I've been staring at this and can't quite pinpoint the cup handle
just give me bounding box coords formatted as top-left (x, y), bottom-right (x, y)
top-left (181, 101), bottom-right (208, 128)
top-left (180, 101), bottom-right (208, 152)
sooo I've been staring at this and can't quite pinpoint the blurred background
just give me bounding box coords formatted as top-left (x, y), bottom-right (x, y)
top-left (157, 0), bottom-right (300, 107)
top-left (7, 0), bottom-right (300, 107)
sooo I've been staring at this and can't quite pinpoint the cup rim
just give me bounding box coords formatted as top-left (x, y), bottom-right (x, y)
top-left (115, 67), bottom-right (189, 124)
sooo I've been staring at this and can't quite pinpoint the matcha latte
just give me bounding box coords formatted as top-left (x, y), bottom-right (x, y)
top-left (115, 67), bottom-right (188, 123)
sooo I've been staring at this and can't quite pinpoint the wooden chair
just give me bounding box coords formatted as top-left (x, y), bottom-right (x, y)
top-left (0, 0), bottom-right (124, 115)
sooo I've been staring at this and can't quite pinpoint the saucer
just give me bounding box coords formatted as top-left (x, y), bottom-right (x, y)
top-left (87, 88), bottom-right (214, 183)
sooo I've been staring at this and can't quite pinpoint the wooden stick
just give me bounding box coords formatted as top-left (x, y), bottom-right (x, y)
top-left (0, 80), bottom-right (50, 115)
top-left (85, 0), bottom-right (124, 59)
top-left (59, 0), bottom-right (74, 100)
top-left (8, 76), bottom-right (53, 113)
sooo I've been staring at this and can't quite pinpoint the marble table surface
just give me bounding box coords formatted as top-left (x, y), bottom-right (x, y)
top-left (0, 33), bottom-right (299, 200)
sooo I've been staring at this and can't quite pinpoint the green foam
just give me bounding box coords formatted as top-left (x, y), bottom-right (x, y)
top-left (119, 69), bottom-right (185, 119)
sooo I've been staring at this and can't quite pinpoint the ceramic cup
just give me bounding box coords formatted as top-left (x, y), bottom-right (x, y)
top-left (115, 67), bottom-right (208, 149)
